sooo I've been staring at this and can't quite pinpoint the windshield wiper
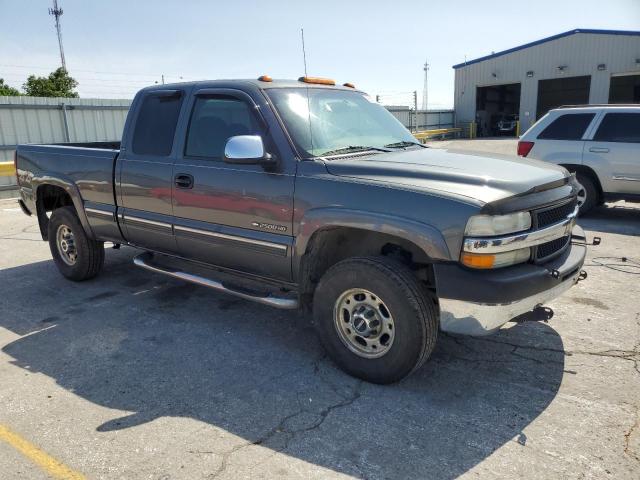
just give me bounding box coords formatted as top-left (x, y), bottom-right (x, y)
top-left (320, 145), bottom-right (389, 157)
top-left (384, 141), bottom-right (425, 149)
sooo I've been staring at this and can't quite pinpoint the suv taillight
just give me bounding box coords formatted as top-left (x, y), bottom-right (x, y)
top-left (517, 141), bottom-right (534, 157)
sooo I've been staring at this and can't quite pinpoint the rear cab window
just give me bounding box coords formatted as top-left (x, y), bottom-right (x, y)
top-left (593, 113), bottom-right (640, 143)
top-left (537, 113), bottom-right (595, 141)
top-left (131, 91), bottom-right (184, 156)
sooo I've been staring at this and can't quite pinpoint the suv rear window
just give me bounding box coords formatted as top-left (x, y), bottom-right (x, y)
top-left (593, 113), bottom-right (640, 143)
top-left (537, 113), bottom-right (595, 140)
top-left (132, 92), bottom-right (184, 156)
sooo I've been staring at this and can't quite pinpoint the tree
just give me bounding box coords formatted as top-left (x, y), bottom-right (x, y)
top-left (23, 67), bottom-right (79, 98)
top-left (0, 78), bottom-right (21, 96)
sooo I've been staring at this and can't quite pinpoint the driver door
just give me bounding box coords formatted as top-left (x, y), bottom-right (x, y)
top-left (171, 88), bottom-right (295, 281)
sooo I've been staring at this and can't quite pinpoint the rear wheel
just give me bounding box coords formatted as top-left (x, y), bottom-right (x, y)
top-left (48, 206), bottom-right (104, 281)
top-left (574, 172), bottom-right (598, 215)
top-left (313, 256), bottom-right (438, 384)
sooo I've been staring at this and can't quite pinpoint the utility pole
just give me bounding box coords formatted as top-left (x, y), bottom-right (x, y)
top-left (413, 90), bottom-right (418, 132)
top-left (422, 59), bottom-right (429, 111)
top-left (49, 0), bottom-right (66, 70)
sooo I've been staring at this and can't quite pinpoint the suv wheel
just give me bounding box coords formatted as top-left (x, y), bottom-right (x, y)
top-left (575, 173), bottom-right (598, 215)
top-left (313, 256), bottom-right (438, 384)
top-left (48, 206), bottom-right (105, 281)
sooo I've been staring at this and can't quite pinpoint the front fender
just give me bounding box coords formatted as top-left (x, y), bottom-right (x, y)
top-left (293, 207), bottom-right (451, 278)
top-left (32, 173), bottom-right (95, 240)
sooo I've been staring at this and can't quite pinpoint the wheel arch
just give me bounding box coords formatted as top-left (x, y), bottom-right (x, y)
top-left (294, 208), bottom-right (451, 309)
top-left (33, 175), bottom-right (94, 241)
top-left (559, 164), bottom-right (603, 197)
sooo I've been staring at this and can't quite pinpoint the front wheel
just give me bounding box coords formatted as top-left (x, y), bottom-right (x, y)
top-left (313, 256), bottom-right (438, 384)
top-left (48, 206), bottom-right (105, 281)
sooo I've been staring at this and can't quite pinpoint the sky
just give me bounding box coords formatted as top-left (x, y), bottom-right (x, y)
top-left (1, 0), bottom-right (639, 108)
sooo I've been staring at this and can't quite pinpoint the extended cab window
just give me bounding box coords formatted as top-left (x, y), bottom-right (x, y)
top-left (131, 92), bottom-right (183, 156)
top-left (185, 96), bottom-right (261, 159)
top-left (537, 113), bottom-right (595, 140)
top-left (593, 113), bottom-right (640, 143)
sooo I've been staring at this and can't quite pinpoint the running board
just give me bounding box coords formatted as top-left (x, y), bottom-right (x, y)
top-left (133, 252), bottom-right (299, 310)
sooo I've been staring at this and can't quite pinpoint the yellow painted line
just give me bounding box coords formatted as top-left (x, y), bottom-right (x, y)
top-left (0, 424), bottom-right (86, 480)
top-left (0, 161), bottom-right (16, 177)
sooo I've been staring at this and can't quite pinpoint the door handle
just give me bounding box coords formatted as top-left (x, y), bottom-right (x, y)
top-left (174, 174), bottom-right (194, 189)
top-left (589, 147), bottom-right (609, 153)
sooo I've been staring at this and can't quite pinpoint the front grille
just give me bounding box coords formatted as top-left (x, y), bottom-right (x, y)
top-left (535, 236), bottom-right (570, 261)
top-left (534, 198), bottom-right (577, 229)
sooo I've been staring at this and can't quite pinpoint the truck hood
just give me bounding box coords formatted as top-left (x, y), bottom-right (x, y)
top-left (323, 147), bottom-right (569, 204)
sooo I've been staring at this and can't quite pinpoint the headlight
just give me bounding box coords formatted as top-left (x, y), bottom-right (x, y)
top-left (461, 248), bottom-right (531, 269)
top-left (464, 211), bottom-right (531, 236)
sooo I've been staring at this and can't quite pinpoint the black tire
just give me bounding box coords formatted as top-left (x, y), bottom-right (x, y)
top-left (48, 206), bottom-right (104, 281)
top-left (313, 256), bottom-right (438, 384)
top-left (575, 172), bottom-right (598, 216)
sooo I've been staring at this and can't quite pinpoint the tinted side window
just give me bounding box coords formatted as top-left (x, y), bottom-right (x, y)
top-left (132, 92), bottom-right (183, 156)
top-left (537, 113), bottom-right (595, 140)
top-left (185, 97), bottom-right (261, 159)
top-left (593, 113), bottom-right (640, 143)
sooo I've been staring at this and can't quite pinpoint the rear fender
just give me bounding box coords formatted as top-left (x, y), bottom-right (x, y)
top-left (32, 173), bottom-right (95, 240)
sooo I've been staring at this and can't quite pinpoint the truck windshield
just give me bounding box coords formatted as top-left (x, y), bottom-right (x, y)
top-left (266, 88), bottom-right (419, 157)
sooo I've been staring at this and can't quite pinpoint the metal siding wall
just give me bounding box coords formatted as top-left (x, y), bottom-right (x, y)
top-left (387, 108), bottom-right (454, 130)
top-left (0, 96), bottom-right (130, 186)
top-left (454, 33), bottom-right (640, 133)
top-left (0, 97), bottom-right (130, 154)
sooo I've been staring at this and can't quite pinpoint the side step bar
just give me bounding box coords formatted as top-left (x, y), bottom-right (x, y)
top-left (133, 252), bottom-right (299, 310)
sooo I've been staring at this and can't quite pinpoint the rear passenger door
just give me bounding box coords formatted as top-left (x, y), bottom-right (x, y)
top-left (117, 89), bottom-right (186, 253)
top-left (584, 112), bottom-right (640, 194)
top-left (171, 88), bottom-right (295, 281)
top-left (532, 112), bottom-right (596, 164)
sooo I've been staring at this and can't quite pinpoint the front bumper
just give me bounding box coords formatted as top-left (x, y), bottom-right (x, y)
top-left (435, 225), bottom-right (587, 336)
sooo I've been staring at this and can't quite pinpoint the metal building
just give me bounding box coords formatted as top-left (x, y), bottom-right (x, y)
top-left (453, 29), bottom-right (640, 136)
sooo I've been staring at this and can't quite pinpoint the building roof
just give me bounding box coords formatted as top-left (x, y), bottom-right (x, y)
top-left (452, 29), bottom-right (640, 69)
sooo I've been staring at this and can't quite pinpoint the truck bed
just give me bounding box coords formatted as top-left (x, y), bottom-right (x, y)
top-left (16, 142), bottom-right (120, 207)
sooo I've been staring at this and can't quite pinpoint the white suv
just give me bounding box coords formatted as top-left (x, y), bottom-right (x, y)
top-left (518, 105), bottom-right (640, 214)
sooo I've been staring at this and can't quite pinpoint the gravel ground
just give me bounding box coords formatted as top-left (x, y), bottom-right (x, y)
top-left (0, 185), bottom-right (638, 479)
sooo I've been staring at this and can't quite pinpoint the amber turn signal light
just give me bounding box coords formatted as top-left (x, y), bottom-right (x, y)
top-left (460, 252), bottom-right (496, 269)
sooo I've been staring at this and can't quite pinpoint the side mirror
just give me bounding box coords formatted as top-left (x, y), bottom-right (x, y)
top-left (223, 135), bottom-right (275, 166)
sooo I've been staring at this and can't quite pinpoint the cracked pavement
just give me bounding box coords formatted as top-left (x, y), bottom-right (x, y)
top-left (0, 196), bottom-right (639, 479)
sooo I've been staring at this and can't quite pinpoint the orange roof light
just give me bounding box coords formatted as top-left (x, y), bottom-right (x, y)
top-left (258, 75), bottom-right (273, 82)
top-left (343, 82), bottom-right (355, 88)
top-left (298, 76), bottom-right (336, 86)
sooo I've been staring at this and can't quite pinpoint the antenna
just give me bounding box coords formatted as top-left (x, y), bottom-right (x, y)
top-left (300, 28), bottom-right (314, 155)
top-left (301, 28), bottom-right (309, 77)
top-left (49, 0), bottom-right (66, 70)
top-left (422, 59), bottom-right (429, 111)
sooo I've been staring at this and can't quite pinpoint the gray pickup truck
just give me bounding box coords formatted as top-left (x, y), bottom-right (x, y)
top-left (15, 77), bottom-right (588, 384)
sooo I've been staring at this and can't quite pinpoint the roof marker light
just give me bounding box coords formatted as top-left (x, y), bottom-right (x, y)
top-left (258, 75), bottom-right (273, 82)
top-left (298, 76), bottom-right (336, 86)
top-left (343, 82), bottom-right (355, 88)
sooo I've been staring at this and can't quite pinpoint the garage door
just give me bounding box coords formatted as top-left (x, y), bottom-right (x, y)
top-left (609, 74), bottom-right (640, 103)
top-left (536, 76), bottom-right (591, 119)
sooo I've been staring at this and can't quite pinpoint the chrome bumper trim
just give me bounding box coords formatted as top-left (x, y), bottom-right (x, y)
top-left (463, 206), bottom-right (578, 254)
top-left (439, 268), bottom-right (581, 336)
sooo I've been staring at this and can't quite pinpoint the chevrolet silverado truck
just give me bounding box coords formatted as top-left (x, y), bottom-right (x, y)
top-left (15, 77), bottom-right (588, 384)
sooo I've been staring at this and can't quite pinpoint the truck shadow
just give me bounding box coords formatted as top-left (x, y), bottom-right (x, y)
top-left (0, 251), bottom-right (566, 479)
top-left (578, 202), bottom-right (640, 236)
